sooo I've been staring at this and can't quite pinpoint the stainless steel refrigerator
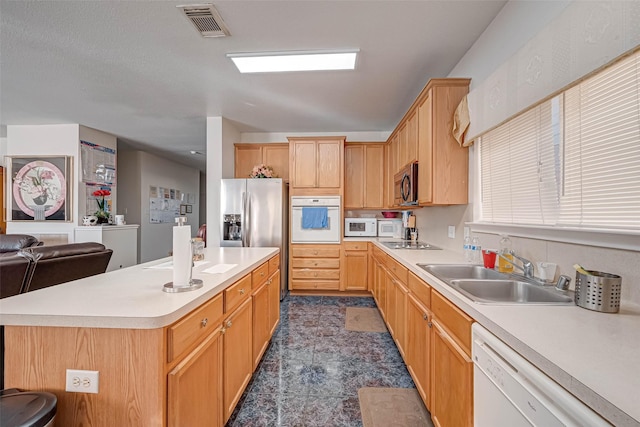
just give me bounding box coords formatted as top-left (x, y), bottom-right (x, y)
top-left (220, 178), bottom-right (289, 300)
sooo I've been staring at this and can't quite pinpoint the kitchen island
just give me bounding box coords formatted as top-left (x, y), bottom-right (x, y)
top-left (352, 237), bottom-right (640, 427)
top-left (1, 246), bottom-right (280, 427)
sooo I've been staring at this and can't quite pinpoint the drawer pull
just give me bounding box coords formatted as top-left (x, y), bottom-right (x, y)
top-left (260, 272), bottom-right (265, 277)
top-left (226, 320), bottom-right (232, 328)
top-left (239, 288), bottom-right (246, 295)
top-left (313, 251), bottom-right (318, 255)
top-left (201, 318), bottom-right (208, 327)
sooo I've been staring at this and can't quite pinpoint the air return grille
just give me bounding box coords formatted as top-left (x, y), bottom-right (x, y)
top-left (177, 4), bottom-right (230, 37)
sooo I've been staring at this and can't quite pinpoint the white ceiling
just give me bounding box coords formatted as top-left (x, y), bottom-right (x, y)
top-left (1, 0), bottom-right (506, 171)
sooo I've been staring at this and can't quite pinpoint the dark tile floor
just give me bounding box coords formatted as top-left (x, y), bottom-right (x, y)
top-left (226, 295), bottom-right (416, 427)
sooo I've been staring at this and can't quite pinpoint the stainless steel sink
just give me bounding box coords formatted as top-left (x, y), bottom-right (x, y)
top-left (449, 279), bottom-right (573, 305)
top-left (418, 264), bottom-right (574, 305)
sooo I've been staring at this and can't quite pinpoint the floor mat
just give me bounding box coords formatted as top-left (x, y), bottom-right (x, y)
top-left (345, 307), bottom-right (387, 332)
top-left (358, 387), bottom-right (433, 427)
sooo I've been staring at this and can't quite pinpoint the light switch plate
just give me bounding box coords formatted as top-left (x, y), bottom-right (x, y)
top-left (448, 226), bottom-right (456, 239)
top-left (66, 369), bottom-right (99, 394)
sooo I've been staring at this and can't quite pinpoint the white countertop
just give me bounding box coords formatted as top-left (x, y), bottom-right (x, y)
top-left (358, 237), bottom-right (640, 427)
top-left (0, 247), bottom-right (278, 329)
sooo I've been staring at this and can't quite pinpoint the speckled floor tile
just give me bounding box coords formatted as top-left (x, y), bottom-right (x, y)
top-left (225, 295), bottom-right (424, 427)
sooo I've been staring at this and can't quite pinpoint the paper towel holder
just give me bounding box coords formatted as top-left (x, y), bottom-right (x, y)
top-left (163, 217), bottom-right (204, 293)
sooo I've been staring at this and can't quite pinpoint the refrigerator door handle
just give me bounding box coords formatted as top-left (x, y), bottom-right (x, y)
top-left (242, 191), bottom-right (251, 247)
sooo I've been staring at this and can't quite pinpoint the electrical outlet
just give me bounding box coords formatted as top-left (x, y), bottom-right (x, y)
top-left (66, 369), bottom-right (99, 394)
top-left (448, 226), bottom-right (456, 239)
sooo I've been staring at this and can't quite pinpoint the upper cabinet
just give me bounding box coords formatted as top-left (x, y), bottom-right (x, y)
top-left (288, 137), bottom-right (345, 195)
top-left (385, 78), bottom-right (470, 206)
top-left (234, 143), bottom-right (289, 181)
top-left (344, 143), bottom-right (385, 209)
top-left (417, 81), bottom-right (470, 205)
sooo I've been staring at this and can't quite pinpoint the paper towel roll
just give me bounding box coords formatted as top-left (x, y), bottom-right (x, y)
top-left (172, 224), bottom-right (192, 287)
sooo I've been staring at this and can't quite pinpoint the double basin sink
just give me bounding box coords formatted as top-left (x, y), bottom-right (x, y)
top-left (418, 264), bottom-right (573, 305)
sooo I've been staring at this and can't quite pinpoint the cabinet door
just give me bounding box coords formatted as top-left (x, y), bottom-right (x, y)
top-left (385, 272), bottom-right (397, 335)
top-left (394, 281), bottom-right (408, 359)
top-left (252, 281), bottom-right (270, 370)
top-left (364, 145), bottom-right (385, 208)
top-left (268, 270), bottom-right (281, 337)
top-left (317, 140), bottom-right (342, 188)
top-left (168, 327), bottom-right (223, 427)
top-left (263, 144), bottom-right (289, 182)
top-left (291, 141), bottom-right (317, 187)
top-left (235, 146), bottom-right (262, 178)
top-left (406, 293), bottom-right (431, 409)
top-left (418, 93), bottom-right (434, 204)
top-left (398, 122), bottom-right (408, 168)
top-left (431, 320), bottom-right (473, 427)
top-left (344, 145), bottom-right (365, 208)
top-left (407, 109), bottom-right (418, 164)
top-left (376, 262), bottom-right (387, 318)
top-left (343, 250), bottom-right (368, 291)
top-left (223, 297), bottom-right (253, 422)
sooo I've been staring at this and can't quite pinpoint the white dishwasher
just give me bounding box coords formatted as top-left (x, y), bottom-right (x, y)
top-left (472, 324), bottom-right (610, 427)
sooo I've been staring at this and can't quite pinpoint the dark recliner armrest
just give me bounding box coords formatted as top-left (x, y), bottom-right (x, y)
top-left (22, 243), bottom-right (113, 293)
top-left (0, 234), bottom-right (40, 253)
top-left (0, 255), bottom-right (31, 298)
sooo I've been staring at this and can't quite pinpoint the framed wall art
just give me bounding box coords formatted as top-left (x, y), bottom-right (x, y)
top-left (7, 156), bottom-right (73, 222)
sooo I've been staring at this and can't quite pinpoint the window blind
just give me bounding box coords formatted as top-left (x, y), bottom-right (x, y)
top-left (480, 50), bottom-right (640, 231)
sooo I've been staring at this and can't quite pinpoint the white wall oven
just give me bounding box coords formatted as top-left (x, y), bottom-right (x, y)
top-left (291, 196), bottom-right (341, 244)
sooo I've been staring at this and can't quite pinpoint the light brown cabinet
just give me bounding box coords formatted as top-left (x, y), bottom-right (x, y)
top-left (168, 326), bottom-right (224, 427)
top-left (223, 296), bottom-right (253, 422)
top-left (252, 267), bottom-right (281, 369)
top-left (406, 292), bottom-right (431, 409)
top-left (234, 143), bottom-right (289, 181)
top-left (430, 290), bottom-right (474, 427)
top-left (290, 244), bottom-right (341, 290)
top-left (288, 137), bottom-right (344, 195)
top-left (344, 143), bottom-right (385, 209)
top-left (342, 241), bottom-right (368, 291)
top-left (417, 80), bottom-right (470, 205)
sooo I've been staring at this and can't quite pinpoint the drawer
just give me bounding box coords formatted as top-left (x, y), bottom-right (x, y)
top-left (291, 258), bottom-right (340, 269)
top-left (252, 262), bottom-right (269, 289)
top-left (291, 269), bottom-right (340, 280)
top-left (268, 254), bottom-right (280, 275)
top-left (292, 246), bottom-right (340, 258)
top-left (225, 273), bottom-right (252, 313)
top-left (372, 246), bottom-right (386, 261)
top-left (407, 271), bottom-right (431, 308)
top-left (432, 290), bottom-right (474, 356)
top-left (343, 241), bottom-right (367, 251)
top-left (290, 279), bottom-right (340, 290)
top-left (386, 256), bottom-right (408, 284)
top-left (167, 293), bottom-right (223, 363)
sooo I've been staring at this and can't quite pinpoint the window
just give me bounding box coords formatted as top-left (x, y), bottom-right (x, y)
top-left (479, 50), bottom-right (640, 232)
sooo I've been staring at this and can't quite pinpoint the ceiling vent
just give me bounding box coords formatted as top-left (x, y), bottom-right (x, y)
top-left (177, 4), bottom-right (230, 38)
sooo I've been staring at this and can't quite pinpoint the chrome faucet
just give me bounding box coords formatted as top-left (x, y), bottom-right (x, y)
top-left (498, 251), bottom-right (534, 278)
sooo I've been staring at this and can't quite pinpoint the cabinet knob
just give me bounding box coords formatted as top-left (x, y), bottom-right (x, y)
top-left (260, 272), bottom-right (265, 277)
top-left (422, 313), bottom-right (427, 321)
top-left (226, 320), bottom-right (232, 328)
top-left (220, 327), bottom-right (226, 335)
top-left (313, 251), bottom-right (318, 255)
top-left (201, 318), bottom-right (208, 327)
top-left (314, 272), bottom-right (318, 277)
top-left (428, 321), bottom-right (432, 328)
top-left (239, 288), bottom-right (245, 295)
top-left (267, 279), bottom-right (272, 285)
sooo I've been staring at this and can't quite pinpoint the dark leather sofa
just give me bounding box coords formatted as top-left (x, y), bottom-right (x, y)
top-left (0, 234), bottom-right (42, 298)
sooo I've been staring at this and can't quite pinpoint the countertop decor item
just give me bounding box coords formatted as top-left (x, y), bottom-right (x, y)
top-left (575, 269), bottom-right (622, 313)
top-left (92, 189), bottom-right (111, 224)
top-left (249, 164), bottom-right (276, 178)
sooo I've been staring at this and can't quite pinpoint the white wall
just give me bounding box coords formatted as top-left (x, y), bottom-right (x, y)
top-left (119, 150), bottom-right (200, 263)
top-left (414, 0), bottom-right (640, 305)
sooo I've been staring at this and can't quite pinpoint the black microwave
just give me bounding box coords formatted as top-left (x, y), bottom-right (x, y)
top-left (394, 162), bottom-right (418, 206)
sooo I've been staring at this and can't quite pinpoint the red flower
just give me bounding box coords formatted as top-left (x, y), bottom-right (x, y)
top-left (92, 189), bottom-right (111, 197)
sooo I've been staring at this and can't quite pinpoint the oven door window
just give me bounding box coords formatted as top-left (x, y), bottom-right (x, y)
top-left (349, 222), bottom-right (366, 232)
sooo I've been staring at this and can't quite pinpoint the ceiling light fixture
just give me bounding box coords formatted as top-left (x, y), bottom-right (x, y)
top-left (227, 49), bottom-right (359, 73)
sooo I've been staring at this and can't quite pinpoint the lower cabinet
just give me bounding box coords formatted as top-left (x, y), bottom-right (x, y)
top-left (406, 293), bottom-right (431, 408)
top-left (290, 244), bottom-right (341, 290)
top-left (253, 269), bottom-right (281, 369)
top-left (223, 296), bottom-right (253, 422)
top-left (342, 241), bottom-right (368, 291)
top-left (167, 327), bottom-right (224, 427)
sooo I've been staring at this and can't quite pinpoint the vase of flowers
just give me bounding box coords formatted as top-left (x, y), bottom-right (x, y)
top-left (92, 189), bottom-right (111, 224)
top-left (250, 164), bottom-right (276, 178)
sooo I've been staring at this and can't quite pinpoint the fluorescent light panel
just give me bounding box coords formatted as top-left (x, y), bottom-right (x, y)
top-left (227, 50), bottom-right (358, 73)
